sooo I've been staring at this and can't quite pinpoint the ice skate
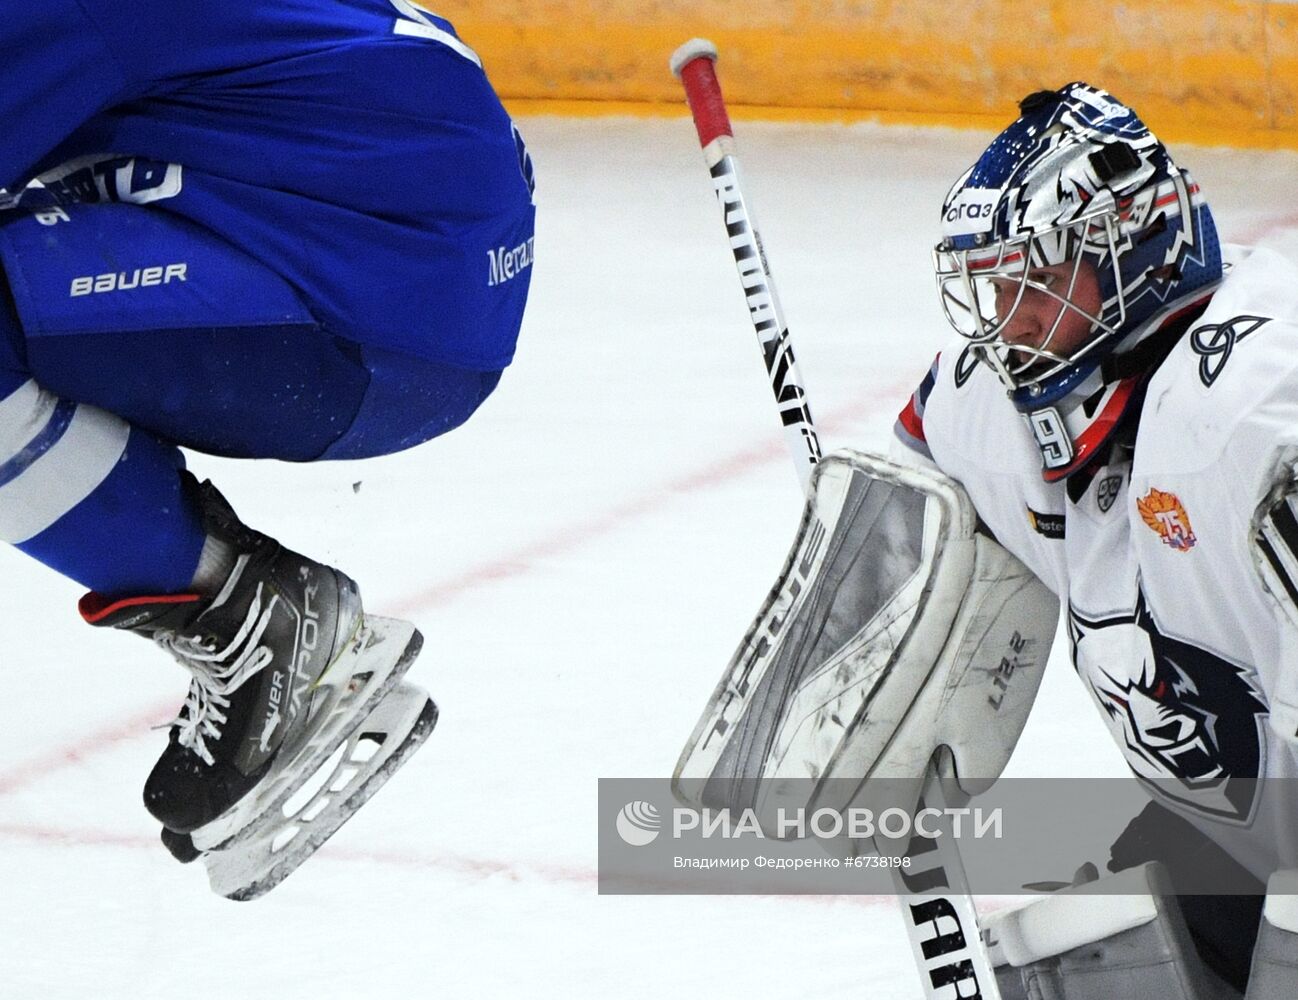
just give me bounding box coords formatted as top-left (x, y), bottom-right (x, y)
top-left (200, 680), bottom-right (437, 900)
top-left (80, 480), bottom-right (434, 896)
top-left (158, 679), bottom-right (438, 900)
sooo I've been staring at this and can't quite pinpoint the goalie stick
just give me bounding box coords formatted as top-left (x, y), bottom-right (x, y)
top-left (668, 39), bottom-right (820, 492)
top-left (670, 38), bottom-right (1003, 1000)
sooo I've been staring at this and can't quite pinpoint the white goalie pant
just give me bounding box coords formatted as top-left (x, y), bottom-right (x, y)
top-left (673, 449), bottom-right (1059, 842)
top-left (1248, 870), bottom-right (1298, 999)
top-left (987, 864), bottom-right (1298, 1000)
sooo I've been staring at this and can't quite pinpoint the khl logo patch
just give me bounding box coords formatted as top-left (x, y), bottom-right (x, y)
top-left (1097, 475), bottom-right (1122, 514)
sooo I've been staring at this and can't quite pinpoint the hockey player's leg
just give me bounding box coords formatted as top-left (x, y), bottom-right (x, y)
top-left (0, 199), bottom-right (512, 893)
top-left (0, 311), bottom-right (438, 895)
top-left (79, 479), bottom-right (425, 836)
top-left (0, 372), bottom-right (436, 891)
top-left (0, 281), bottom-right (208, 595)
top-left (68, 475), bottom-right (435, 897)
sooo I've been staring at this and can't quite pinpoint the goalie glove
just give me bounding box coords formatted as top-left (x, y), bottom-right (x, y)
top-left (673, 450), bottom-right (1059, 837)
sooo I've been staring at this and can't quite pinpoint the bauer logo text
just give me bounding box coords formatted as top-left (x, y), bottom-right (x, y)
top-left (70, 264), bottom-right (188, 297)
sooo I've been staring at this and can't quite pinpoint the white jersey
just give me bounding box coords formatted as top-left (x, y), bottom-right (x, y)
top-left (897, 245), bottom-right (1298, 878)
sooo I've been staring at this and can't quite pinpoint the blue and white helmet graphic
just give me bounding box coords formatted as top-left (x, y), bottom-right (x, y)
top-left (933, 83), bottom-right (1222, 480)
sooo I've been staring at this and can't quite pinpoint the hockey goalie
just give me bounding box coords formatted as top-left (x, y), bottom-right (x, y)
top-left (677, 82), bottom-right (1298, 999)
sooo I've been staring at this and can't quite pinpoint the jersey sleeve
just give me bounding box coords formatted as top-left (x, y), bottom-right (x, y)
top-left (1218, 323), bottom-right (1298, 746)
top-left (1235, 431), bottom-right (1298, 747)
top-left (892, 353), bottom-right (940, 463)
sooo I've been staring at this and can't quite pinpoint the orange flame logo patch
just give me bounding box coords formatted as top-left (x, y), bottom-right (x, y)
top-left (1137, 488), bottom-right (1196, 551)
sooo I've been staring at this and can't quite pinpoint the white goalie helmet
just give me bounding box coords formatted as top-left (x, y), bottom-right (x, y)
top-left (933, 83), bottom-right (1222, 481)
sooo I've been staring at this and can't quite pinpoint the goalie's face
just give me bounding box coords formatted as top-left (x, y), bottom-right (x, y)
top-left (993, 258), bottom-right (1101, 360)
top-left (934, 231), bottom-right (1116, 392)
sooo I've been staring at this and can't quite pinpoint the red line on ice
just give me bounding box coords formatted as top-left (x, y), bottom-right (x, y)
top-left (0, 820), bottom-right (901, 908)
top-left (0, 701), bottom-right (173, 797)
top-left (0, 822), bottom-right (158, 851)
top-left (389, 390), bottom-right (908, 616)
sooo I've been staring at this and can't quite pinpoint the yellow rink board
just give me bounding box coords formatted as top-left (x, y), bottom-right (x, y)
top-left (432, 0), bottom-right (1298, 149)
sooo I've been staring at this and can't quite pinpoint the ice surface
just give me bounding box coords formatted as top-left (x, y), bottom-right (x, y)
top-left (1, 115), bottom-right (1295, 999)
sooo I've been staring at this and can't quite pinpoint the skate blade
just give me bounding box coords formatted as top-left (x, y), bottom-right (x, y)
top-left (203, 683), bottom-right (438, 901)
top-left (193, 616), bottom-right (423, 852)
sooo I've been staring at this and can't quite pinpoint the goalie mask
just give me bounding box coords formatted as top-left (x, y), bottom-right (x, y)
top-left (933, 82), bottom-right (1222, 481)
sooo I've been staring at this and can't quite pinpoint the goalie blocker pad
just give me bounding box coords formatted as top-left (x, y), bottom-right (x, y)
top-left (673, 450), bottom-right (1059, 837)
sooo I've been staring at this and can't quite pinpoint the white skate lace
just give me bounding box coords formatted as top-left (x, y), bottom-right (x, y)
top-left (156, 583), bottom-right (281, 765)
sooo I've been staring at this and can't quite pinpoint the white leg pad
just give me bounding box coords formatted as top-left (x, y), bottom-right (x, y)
top-left (1245, 870), bottom-right (1298, 999)
top-left (987, 863), bottom-right (1235, 1000)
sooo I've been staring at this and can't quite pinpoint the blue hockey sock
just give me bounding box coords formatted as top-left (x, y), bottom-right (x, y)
top-left (0, 373), bottom-right (207, 596)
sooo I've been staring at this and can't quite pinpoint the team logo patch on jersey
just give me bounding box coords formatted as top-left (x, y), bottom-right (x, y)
top-left (1070, 592), bottom-right (1268, 824)
top-left (1189, 315), bottom-right (1271, 387)
top-left (36, 154), bottom-right (183, 207)
top-left (1096, 475), bottom-right (1123, 513)
top-left (1137, 488), bottom-right (1196, 551)
top-left (953, 345), bottom-right (979, 388)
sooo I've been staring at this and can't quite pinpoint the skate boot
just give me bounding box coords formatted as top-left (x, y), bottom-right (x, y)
top-left (81, 480), bottom-right (436, 898)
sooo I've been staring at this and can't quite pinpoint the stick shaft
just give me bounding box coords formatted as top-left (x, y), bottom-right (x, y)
top-left (673, 40), bottom-right (820, 491)
top-left (896, 774), bottom-right (1005, 1000)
